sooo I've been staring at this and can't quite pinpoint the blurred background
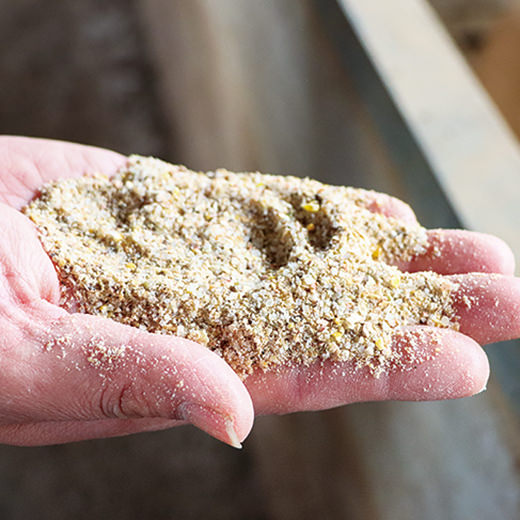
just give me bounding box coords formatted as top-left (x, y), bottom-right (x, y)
top-left (1, 0), bottom-right (519, 518)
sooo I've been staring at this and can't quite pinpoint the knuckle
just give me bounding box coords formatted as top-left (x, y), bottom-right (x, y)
top-left (97, 382), bottom-right (141, 419)
top-left (96, 377), bottom-right (182, 420)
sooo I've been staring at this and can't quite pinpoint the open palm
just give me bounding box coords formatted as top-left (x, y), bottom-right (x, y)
top-left (1, 136), bottom-right (519, 447)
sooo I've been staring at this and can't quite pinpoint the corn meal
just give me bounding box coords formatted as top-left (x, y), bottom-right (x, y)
top-left (23, 156), bottom-right (459, 377)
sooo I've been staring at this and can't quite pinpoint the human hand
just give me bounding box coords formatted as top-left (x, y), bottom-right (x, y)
top-left (1, 136), bottom-right (519, 447)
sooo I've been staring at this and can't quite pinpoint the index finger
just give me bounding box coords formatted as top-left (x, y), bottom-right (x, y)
top-left (361, 191), bottom-right (515, 276)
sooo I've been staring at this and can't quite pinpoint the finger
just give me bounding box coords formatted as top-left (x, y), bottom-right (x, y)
top-left (0, 202), bottom-right (61, 304)
top-left (400, 229), bottom-right (515, 275)
top-left (0, 135), bottom-right (125, 209)
top-left (6, 308), bottom-right (253, 448)
top-left (0, 418), bottom-right (180, 446)
top-left (359, 193), bottom-right (515, 276)
top-left (451, 274), bottom-right (520, 344)
top-left (246, 327), bottom-right (488, 415)
top-left (357, 190), bottom-right (418, 224)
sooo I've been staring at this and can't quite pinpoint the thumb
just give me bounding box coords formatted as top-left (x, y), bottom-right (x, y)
top-left (12, 308), bottom-right (254, 447)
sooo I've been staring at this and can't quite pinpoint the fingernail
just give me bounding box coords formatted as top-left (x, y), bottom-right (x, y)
top-left (476, 384), bottom-right (487, 395)
top-left (180, 403), bottom-right (243, 449)
top-left (225, 418), bottom-right (243, 449)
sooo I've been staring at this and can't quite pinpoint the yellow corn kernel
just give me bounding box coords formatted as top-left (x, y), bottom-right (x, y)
top-left (372, 246), bottom-right (382, 260)
top-left (390, 275), bottom-right (400, 288)
top-left (332, 330), bottom-right (343, 341)
top-left (301, 201), bottom-right (320, 213)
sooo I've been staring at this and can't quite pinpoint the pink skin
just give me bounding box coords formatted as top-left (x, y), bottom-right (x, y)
top-left (0, 136), bottom-right (519, 447)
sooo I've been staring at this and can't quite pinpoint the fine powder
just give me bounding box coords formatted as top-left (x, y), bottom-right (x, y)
top-left (23, 156), bottom-right (459, 377)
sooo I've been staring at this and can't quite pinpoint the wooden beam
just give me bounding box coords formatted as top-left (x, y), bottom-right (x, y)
top-left (339, 0), bottom-right (520, 268)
